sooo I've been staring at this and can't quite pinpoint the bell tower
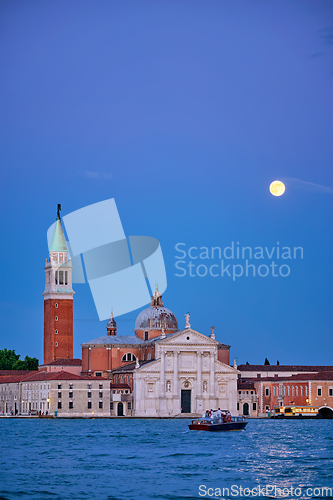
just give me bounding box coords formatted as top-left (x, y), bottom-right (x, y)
top-left (43, 205), bottom-right (74, 364)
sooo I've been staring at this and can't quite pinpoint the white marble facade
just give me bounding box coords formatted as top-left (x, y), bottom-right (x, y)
top-left (133, 328), bottom-right (238, 417)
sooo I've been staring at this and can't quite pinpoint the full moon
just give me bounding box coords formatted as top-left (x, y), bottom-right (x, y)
top-left (269, 180), bottom-right (285, 196)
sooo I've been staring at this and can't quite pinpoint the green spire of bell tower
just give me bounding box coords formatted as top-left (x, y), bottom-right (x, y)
top-left (50, 204), bottom-right (68, 252)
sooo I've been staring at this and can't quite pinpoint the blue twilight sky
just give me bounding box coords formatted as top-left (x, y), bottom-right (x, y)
top-left (0, 0), bottom-right (332, 366)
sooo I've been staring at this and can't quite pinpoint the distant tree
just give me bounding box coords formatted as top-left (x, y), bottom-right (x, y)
top-left (277, 360), bottom-right (280, 365)
top-left (0, 349), bottom-right (20, 369)
top-left (264, 358), bottom-right (270, 365)
top-left (246, 361), bottom-right (250, 365)
top-left (0, 349), bottom-right (38, 370)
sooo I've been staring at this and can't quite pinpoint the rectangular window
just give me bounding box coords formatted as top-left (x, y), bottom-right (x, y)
top-left (144, 331), bottom-right (149, 341)
top-left (237, 403), bottom-right (239, 410)
top-left (65, 271), bottom-right (68, 285)
top-left (99, 384), bottom-right (103, 389)
top-left (257, 374), bottom-right (261, 378)
top-left (110, 402), bottom-right (113, 410)
top-left (253, 402), bottom-right (257, 411)
top-left (57, 402), bottom-right (62, 409)
top-left (99, 401), bottom-right (103, 409)
top-left (69, 401), bottom-right (73, 409)
top-left (95, 372), bottom-right (102, 377)
top-left (306, 386), bottom-right (308, 396)
top-left (127, 402), bottom-right (131, 410)
top-left (99, 392), bottom-right (103, 398)
top-left (317, 388), bottom-right (322, 396)
top-left (69, 384), bottom-right (73, 390)
top-left (87, 401), bottom-right (92, 409)
top-left (292, 386), bottom-right (294, 396)
top-left (288, 386), bottom-right (290, 396)
top-left (273, 387), bottom-right (275, 396)
top-left (87, 392), bottom-right (92, 398)
top-left (69, 392), bottom-right (73, 398)
top-left (301, 386), bottom-right (303, 396)
top-left (265, 388), bottom-right (269, 396)
top-left (59, 270), bottom-right (64, 285)
top-left (58, 384), bottom-right (61, 390)
top-left (55, 271), bottom-right (58, 284)
top-left (296, 386), bottom-right (298, 396)
top-left (58, 392), bottom-right (61, 398)
top-left (329, 388), bottom-right (333, 397)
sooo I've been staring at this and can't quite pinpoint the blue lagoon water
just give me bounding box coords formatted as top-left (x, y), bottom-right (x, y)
top-left (0, 418), bottom-right (332, 500)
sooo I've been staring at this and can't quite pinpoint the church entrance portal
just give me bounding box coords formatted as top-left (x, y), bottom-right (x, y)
top-left (243, 403), bottom-right (249, 416)
top-left (181, 390), bottom-right (191, 413)
top-left (117, 402), bottom-right (124, 416)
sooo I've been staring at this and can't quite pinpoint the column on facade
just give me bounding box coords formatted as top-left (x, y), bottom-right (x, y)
top-left (160, 351), bottom-right (165, 396)
top-left (173, 351), bottom-right (178, 397)
top-left (210, 352), bottom-right (215, 396)
top-left (197, 351), bottom-right (202, 396)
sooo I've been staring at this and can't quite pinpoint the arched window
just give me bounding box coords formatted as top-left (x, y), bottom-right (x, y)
top-left (122, 353), bottom-right (136, 362)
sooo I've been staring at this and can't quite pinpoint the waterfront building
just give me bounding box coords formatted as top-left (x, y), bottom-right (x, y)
top-left (0, 371), bottom-right (110, 417)
top-left (237, 380), bottom-right (258, 417)
top-left (81, 287), bottom-right (237, 417)
top-left (237, 365), bottom-right (333, 417)
top-left (237, 364), bottom-right (332, 379)
top-left (110, 383), bottom-right (133, 416)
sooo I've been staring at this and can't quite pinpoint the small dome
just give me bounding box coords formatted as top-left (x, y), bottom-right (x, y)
top-left (135, 306), bottom-right (178, 331)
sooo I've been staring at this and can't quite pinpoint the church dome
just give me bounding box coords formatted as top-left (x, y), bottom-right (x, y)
top-left (135, 306), bottom-right (178, 331)
top-left (134, 289), bottom-right (178, 331)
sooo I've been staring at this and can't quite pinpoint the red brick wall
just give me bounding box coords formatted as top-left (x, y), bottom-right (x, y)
top-left (218, 348), bottom-right (230, 365)
top-left (81, 343), bottom-right (156, 375)
top-left (44, 298), bottom-right (73, 364)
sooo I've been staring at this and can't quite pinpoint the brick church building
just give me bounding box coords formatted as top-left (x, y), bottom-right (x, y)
top-left (39, 206), bottom-right (238, 416)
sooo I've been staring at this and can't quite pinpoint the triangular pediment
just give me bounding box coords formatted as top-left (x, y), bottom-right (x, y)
top-left (158, 328), bottom-right (218, 346)
top-left (215, 359), bottom-right (239, 374)
top-left (135, 359), bottom-right (160, 373)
